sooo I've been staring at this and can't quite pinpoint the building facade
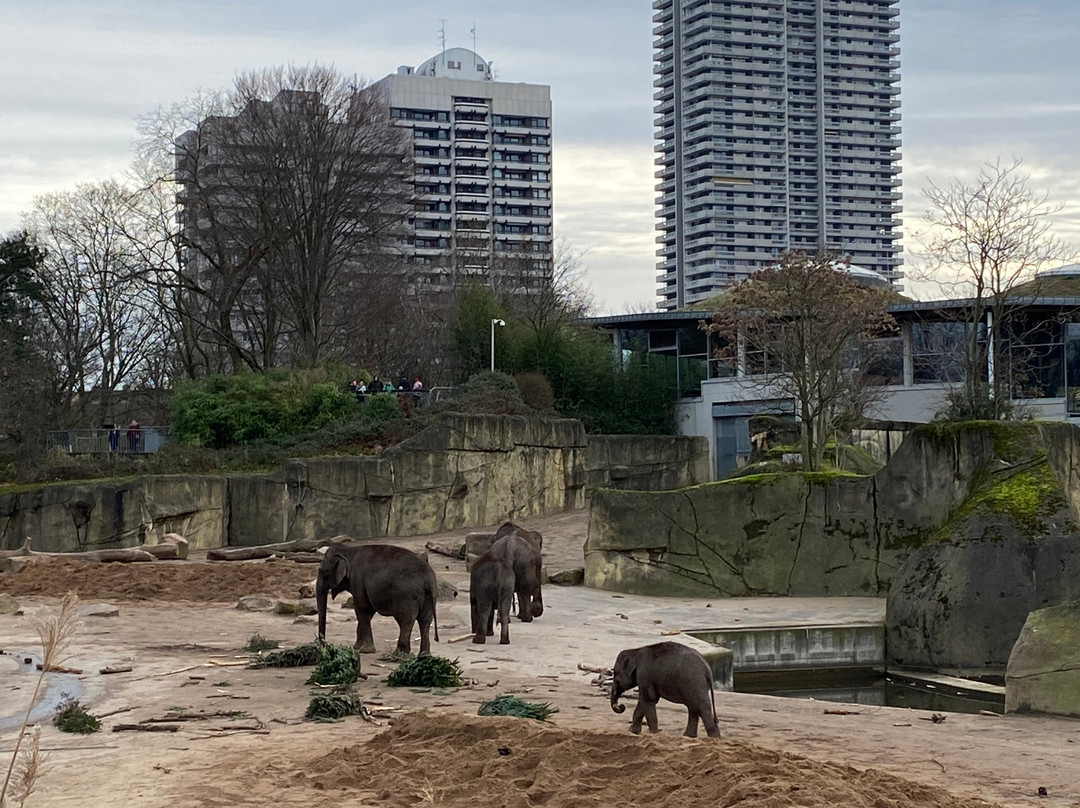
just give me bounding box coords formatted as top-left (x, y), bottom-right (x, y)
top-left (653, 0), bottom-right (903, 309)
top-left (373, 48), bottom-right (554, 298)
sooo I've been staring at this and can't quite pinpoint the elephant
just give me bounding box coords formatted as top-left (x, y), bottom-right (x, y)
top-left (469, 552), bottom-right (515, 644)
top-left (610, 642), bottom-right (720, 738)
top-left (316, 543), bottom-right (439, 657)
top-left (489, 521), bottom-right (544, 621)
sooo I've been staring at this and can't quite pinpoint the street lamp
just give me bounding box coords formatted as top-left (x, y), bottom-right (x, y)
top-left (490, 318), bottom-right (505, 372)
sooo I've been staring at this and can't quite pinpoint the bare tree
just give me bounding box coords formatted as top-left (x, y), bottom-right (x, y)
top-left (139, 65), bottom-right (413, 374)
top-left (703, 251), bottom-right (895, 471)
top-left (22, 182), bottom-right (168, 427)
top-left (915, 158), bottom-right (1077, 419)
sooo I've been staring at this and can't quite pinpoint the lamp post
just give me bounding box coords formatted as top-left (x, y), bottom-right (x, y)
top-left (490, 318), bottom-right (505, 372)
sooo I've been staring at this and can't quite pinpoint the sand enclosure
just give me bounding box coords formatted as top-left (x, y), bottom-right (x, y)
top-left (1, 511), bottom-right (1078, 807)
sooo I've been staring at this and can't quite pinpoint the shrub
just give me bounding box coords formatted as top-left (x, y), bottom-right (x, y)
top-left (514, 371), bottom-right (554, 412)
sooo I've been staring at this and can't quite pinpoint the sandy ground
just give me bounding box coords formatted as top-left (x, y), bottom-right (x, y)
top-left (1, 510), bottom-right (1079, 807)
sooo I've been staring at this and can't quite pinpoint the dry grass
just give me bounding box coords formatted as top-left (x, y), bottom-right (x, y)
top-left (0, 591), bottom-right (78, 807)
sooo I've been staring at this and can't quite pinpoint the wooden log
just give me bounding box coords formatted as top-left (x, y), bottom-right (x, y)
top-left (62, 549), bottom-right (157, 563)
top-left (100, 665), bottom-right (133, 675)
top-left (0, 537), bottom-right (32, 558)
top-left (152, 534), bottom-right (189, 559)
top-left (139, 544), bottom-right (182, 561)
top-left (207, 537), bottom-right (330, 561)
top-left (37, 664), bottom-right (83, 674)
top-left (112, 724), bottom-right (179, 733)
top-left (425, 541), bottom-right (465, 560)
top-left (272, 552), bottom-right (326, 563)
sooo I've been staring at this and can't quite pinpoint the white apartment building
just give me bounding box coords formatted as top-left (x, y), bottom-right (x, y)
top-left (373, 48), bottom-right (554, 297)
top-left (653, 0), bottom-right (903, 309)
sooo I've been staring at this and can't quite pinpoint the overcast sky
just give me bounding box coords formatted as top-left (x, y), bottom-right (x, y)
top-left (3, 1), bottom-right (1079, 314)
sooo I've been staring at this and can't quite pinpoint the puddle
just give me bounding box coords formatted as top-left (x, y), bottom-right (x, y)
top-left (736, 668), bottom-right (1004, 715)
top-left (0, 651), bottom-right (86, 732)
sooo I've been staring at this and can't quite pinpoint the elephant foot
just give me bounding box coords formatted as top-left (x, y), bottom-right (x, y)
top-left (355, 642), bottom-right (377, 654)
top-left (472, 635), bottom-right (486, 644)
top-left (629, 724), bottom-right (642, 735)
top-left (389, 647), bottom-right (413, 661)
top-left (518, 614), bottom-right (534, 623)
top-left (499, 637), bottom-right (510, 645)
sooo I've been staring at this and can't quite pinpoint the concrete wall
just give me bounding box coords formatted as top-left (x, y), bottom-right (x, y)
top-left (0, 414), bottom-right (705, 552)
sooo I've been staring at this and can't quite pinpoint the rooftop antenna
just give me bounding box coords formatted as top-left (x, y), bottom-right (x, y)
top-left (439, 19), bottom-right (446, 53)
top-left (471, 22), bottom-right (477, 53)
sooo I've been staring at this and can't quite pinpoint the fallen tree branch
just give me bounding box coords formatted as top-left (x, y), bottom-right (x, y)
top-left (577, 663), bottom-right (608, 674)
top-left (207, 538), bottom-right (330, 561)
top-left (113, 724), bottom-right (179, 733)
top-left (425, 541), bottom-right (465, 560)
top-left (37, 663), bottom-right (83, 674)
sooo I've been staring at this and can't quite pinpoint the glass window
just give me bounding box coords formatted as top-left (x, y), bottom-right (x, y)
top-left (912, 321), bottom-right (969, 384)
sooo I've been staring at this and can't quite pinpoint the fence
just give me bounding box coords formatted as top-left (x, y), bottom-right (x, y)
top-left (47, 427), bottom-right (170, 455)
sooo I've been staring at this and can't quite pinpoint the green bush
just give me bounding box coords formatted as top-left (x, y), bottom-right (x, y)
top-left (169, 368), bottom-right (359, 449)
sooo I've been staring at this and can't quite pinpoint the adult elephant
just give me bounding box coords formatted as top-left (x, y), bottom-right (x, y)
top-left (488, 521), bottom-right (543, 621)
top-left (610, 642), bottom-right (720, 738)
top-left (316, 543), bottom-right (439, 657)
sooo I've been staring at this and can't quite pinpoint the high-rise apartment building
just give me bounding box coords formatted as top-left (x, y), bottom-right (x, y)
top-left (653, 0), bottom-right (902, 310)
top-left (373, 48), bottom-right (554, 297)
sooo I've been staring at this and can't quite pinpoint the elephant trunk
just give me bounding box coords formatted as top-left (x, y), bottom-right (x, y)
top-left (316, 576), bottom-right (330, 642)
top-left (610, 685), bottom-right (626, 714)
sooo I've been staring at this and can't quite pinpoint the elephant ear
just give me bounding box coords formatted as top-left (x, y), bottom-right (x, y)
top-left (330, 554), bottom-right (350, 591)
top-left (616, 650), bottom-right (638, 685)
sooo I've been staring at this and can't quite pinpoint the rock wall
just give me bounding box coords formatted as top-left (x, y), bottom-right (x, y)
top-left (584, 424), bottom-right (996, 599)
top-left (583, 434), bottom-right (709, 495)
top-left (1005, 599), bottom-right (1080, 716)
top-left (0, 414), bottom-right (703, 552)
top-left (885, 422), bottom-right (1080, 671)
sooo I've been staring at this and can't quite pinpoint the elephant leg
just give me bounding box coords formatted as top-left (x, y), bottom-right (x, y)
top-left (393, 616), bottom-right (415, 658)
top-left (470, 596), bottom-right (481, 640)
top-left (472, 601), bottom-right (489, 644)
top-left (416, 612), bottom-right (433, 656)
top-left (498, 592), bottom-right (511, 644)
top-left (684, 708), bottom-right (700, 738)
top-left (485, 600), bottom-right (495, 636)
top-left (354, 609), bottom-right (377, 654)
top-left (630, 699), bottom-right (647, 734)
top-left (702, 706), bottom-right (721, 739)
top-left (517, 587), bottom-right (534, 623)
top-left (643, 701), bottom-right (660, 733)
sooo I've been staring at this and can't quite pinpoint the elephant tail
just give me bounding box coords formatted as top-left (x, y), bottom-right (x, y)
top-left (430, 584), bottom-right (440, 643)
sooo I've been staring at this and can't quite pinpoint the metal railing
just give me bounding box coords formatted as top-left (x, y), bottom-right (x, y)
top-left (47, 427), bottom-right (170, 455)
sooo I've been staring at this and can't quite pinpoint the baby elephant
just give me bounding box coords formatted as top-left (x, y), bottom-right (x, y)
top-left (469, 553), bottom-right (515, 644)
top-left (610, 641), bottom-right (720, 738)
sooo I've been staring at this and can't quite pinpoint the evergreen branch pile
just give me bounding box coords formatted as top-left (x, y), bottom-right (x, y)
top-left (477, 695), bottom-right (557, 721)
top-left (386, 655), bottom-right (463, 688)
